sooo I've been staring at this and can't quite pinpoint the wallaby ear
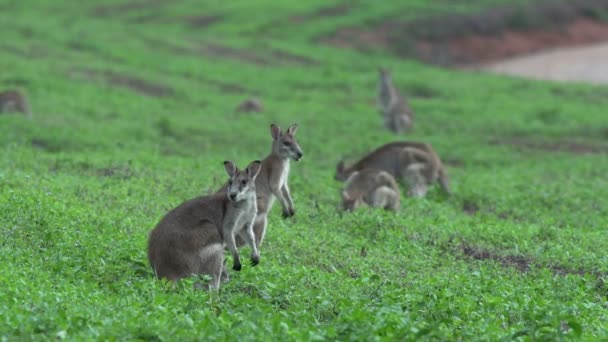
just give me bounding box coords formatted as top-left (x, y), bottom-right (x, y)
top-left (336, 161), bottom-right (344, 174)
top-left (246, 160), bottom-right (262, 179)
top-left (223, 161), bottom-right (237, 177)
top-left (287, 123), bottom-right (299, 136)
top-left (270, 124), bottom-right (281, 140)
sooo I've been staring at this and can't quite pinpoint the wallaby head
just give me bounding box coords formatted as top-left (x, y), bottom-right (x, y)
top-left (341, 190), bottom-right (362, 212)
top-left (341, 171), bottom-right (362, 211)
top-left (224, 160), bottom-right (262, 202)
top-left (270, 123), bottom-right (303, 162)
top-left (335, 160), bottom-right (350, 181)
top-left (378, 67), bottom-right (391, 83)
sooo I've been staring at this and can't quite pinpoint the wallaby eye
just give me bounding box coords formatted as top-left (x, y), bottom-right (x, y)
top-left (241, 180), bottom-right (247, 186)
top-left (228, 180), bottom-right (233, 186)
top-left (283, 141), bottom-right (291, 146)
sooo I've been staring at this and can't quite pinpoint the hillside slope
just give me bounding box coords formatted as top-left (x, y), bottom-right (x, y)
top-left (1, 0), bottom-right (607, 340)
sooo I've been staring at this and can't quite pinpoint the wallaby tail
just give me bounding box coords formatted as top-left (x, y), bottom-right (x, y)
top-left (438, 167), bottom-right (451, 195)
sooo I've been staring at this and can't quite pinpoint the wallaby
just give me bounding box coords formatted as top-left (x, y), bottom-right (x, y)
top-left (236, 97), bottom-right (263, 113)
top-left (341, 168), bottom-right (400, 212)
top-left (148, 160), bottom-right (261, 290)
top-left (377, 68), bottom-right (413, 133)
top-left (217, 123), bottom-right (303, 249)
top-left (336, 141), bottom-right (451, 197)
top-left (0, 90), bottom-right (32, 117)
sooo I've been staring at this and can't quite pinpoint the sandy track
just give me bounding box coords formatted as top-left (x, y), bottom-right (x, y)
top-left (478, 42), bottom-right (608, 84)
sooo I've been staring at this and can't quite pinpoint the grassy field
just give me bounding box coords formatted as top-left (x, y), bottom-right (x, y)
top-left (1, 0), bottom-right (608, 340)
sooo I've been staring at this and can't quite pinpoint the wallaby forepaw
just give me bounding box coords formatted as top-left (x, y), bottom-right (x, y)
top-left (233, 261), bottom-right (242, 271)
top-left (250, 255), bottom-right (260, 267)
top-left (282, 207), bottom-right (295, 219)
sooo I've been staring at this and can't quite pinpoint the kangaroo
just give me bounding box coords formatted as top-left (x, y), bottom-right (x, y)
top-left (377, 68), bottom-right (413, 133)
top-left (336, 141), bottom-right (451, 197)
top-left (217, 123), bottom-right (303, 249)
top-left (341, 168), bottom-right (400, 212)
top-left (148, 160), bottom-right (261, 290)
top-left (0, 90), bottom-right (32, 117)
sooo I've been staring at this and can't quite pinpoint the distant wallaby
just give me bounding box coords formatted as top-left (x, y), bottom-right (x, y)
top-left (236, 97), bottom-right (263, 113)
top-left (336, 141), bottom-right (451, 197)
top-left (341, 168), bottom-right (400, 212)
top-left (0, 90), bottom-right (32, 117)
top-left (377, 68), bottom-right (413, 133)
top-left (148, 160), bottom-right (261, 290)
top-left (217, 123), bottom-right (303, 249)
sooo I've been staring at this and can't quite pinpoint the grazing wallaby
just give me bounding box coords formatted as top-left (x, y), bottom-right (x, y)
top-left (336, 141), bottom-right (451, 197)
top-left (377, 68), bottom-right (413, 133)
top-left (0, 90), bottom-right (32, 117)
top-left (217, 123), bottom-right (303, 249)
top-left (236, 97), bottom-right (263, 113)
top-left (341, 168), bottom-right (400, 212)
top-left (148, 160), bottom-right (261, 290)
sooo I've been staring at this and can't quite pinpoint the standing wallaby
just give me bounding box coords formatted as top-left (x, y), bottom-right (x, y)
top-left (341, 168), bottom-right (400, 212)
top-left (336, 141), bottom-right (451, 197)
top-left (0, 90), bottom-right (32, 117)
top-left (217, 123), bottom-right (303, 249)
top-left (148, 160), bottom-right (261, 290)
top-left (377, 68), bottom-right (413, 133)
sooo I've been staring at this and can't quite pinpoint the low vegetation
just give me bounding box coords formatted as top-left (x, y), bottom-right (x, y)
top-left (1, 0), bottom-right (607, 340)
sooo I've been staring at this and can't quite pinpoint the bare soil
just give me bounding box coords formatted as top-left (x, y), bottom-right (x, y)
top-left (320, 0), bottom-right (608, 67)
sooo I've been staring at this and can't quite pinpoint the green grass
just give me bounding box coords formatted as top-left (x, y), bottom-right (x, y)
top-left (1, 0), bottom-right (608, 340)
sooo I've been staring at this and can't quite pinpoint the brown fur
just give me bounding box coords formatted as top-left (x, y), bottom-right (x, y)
top-left (217, 123), bottom-right (304, 249)
top-left (378, 68), bottom-right (413, 133)
top-left (0, 90), bottom-right (32, 117)
top-left (235, 97), bottom-right (263, 113)
top-left (342, 168), bottom-right (400, 212)
top-left (336, 141), bottom-right (451, 196)
top-left (148, 160), bottom-right (261, 290)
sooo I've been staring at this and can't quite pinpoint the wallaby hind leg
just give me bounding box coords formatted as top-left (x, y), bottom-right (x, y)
top-left (197, 243), bottom-right (224, 291)
top-left (371, 186), bottom-right (400, 212)
top-left (220, 259), bottom-right (230, 283)
top-left (405, 167), bottom-right (428, 198)
top-left (398, 148), bottom-right (428, 197)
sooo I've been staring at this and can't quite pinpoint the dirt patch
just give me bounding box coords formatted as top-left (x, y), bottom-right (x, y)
top-left (459, 242), bottom-right (607, 294)
top-left (320, 0), bottom-right (608, 66)
top-left (31, 138), bottom-right (59, 152)
top-left (269, 49), bottom-right (319, 66)
top-left (203, 43), bottom-right (271, 66)
top-left (95, 166), bottom-right (134, 179)
top-left (141, 37), bottom-right (318, 67)
top-left (68, 68), bottom-right (174, 98)
top-left (462, 200), bottom-right (479, 216)
top-left (291, 3), bottom-right (353, 23)
top-left (107, 73), bottom-right (174, 97)
top-left (92, 0), bottom-right (169, 17)
top-left (461, 243), bottom-right (531, 272)
top-left (491, 137), bottom-right (605, 154)
top-left (184, 15), bottom-right (223, 28)
top-left (1, 44), bottom-right (49, 59)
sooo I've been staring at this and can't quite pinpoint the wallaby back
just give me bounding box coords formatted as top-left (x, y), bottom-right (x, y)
top-left (147, 194), bottom-right (226, 282)
top-left (337, 141), bottom-right (450, 195)
top-left (0, 90), bottom-right (31, 117)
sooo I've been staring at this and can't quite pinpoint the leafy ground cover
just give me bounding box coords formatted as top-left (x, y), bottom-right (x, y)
top-left (1, 0), bottom-right (607, 340)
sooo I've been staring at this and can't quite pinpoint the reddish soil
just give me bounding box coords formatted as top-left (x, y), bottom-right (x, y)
top-left (320, 0), bottom-right (608, 66)
top-left (434, 19), bottom-right (608, 65)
